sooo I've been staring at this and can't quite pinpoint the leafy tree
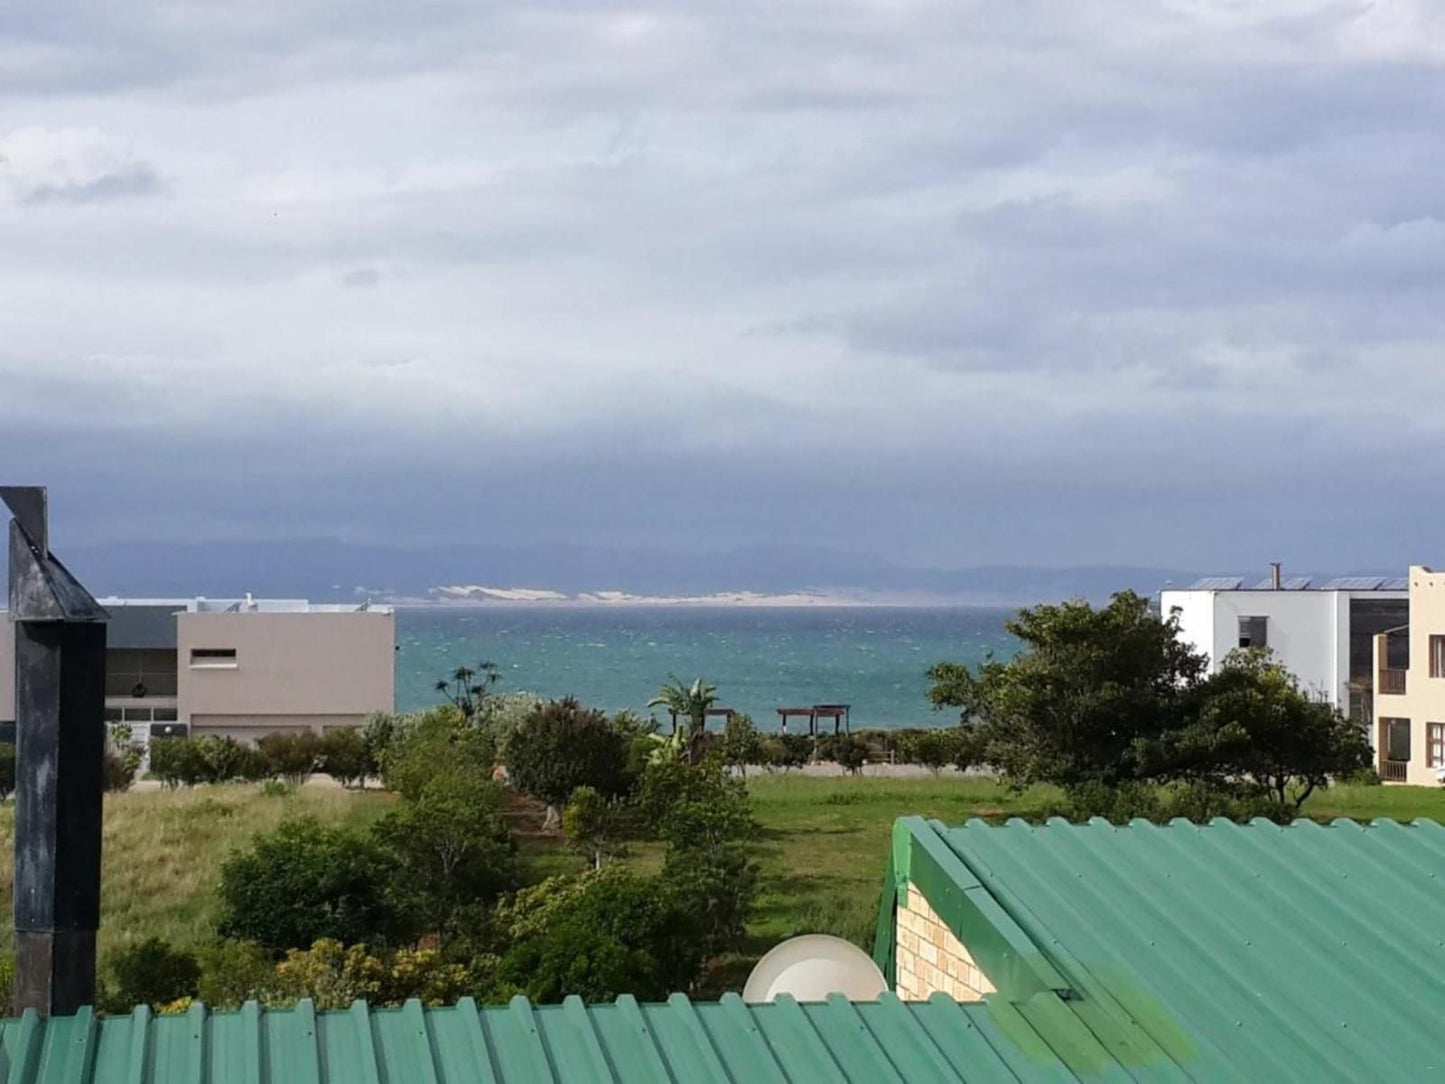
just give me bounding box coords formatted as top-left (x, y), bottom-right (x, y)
top-left (380, 706), bottom-right (496, 801)
top-left (257, 731), bottom-right (324, 785)
top-left (648, 676), bottom-right (720, 765)
top-left (563, 785), bottom-right (631, 870)
top-left (507, 698), bottom-right (633, 822)
top-left (218, 817), bottom-right (414, 953)
top-left (361, 713), bottom-right (399, 780)
top-left (434, 661), bottom-right (500, 720)
top-left (760, 734), bottom-right (810, 772)
top-left (719, 713), bottom-right (763, 777)
top-left (928, 592), bottom-right (1207, 789)
top-left (108, 938), bottom-right (201, 1010)
top-left (373, 768), bottom-right (517, 943)
top-left (1151, 648), bottom-right (1372, 812)
top-left (831, 735), bottom-right (869, 775)
top-left (320, 727), bottom-right (372, 789)
top-left (495, 867), bottom-right (705, 1001)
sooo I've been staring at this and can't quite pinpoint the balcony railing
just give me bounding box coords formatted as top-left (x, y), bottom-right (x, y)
top-left (1379, 668), bottom-right (1408, 696)
top-left (1380, 760), bottom-right (1408, 783)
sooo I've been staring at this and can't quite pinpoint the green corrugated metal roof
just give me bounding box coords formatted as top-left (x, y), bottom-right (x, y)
top-left (879, 816), bottom-right (1445, 1083)
top-left (0, 991), bottom-right (1155, 1083)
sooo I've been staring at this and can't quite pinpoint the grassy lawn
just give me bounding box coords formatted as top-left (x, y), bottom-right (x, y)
top-left (0, 784), bottom-right (396, 961)
top-left (4, 775), bottom-right (1445, 990)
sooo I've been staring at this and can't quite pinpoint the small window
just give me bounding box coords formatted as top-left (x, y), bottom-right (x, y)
top-left (1238, 616), bottom-right (1268, 649)
top-left (1429, 724), bottom-right (1445, 768)
top-left (1431, 636), bottom-right (1445, 678)
top-left (189, 648), bottom-right (237, 668)
top-left (1385, 718), bottom-right (1412, 762)
top-left (121, 707), bottom-right (152, 723)
top-left (152, 707), bottom-right (179, 722)
top-left (103, 707), bottom-right (123, 723)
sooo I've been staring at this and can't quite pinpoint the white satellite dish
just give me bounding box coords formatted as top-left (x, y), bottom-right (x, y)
top-left (743, 934), bottom-right (888, 1003)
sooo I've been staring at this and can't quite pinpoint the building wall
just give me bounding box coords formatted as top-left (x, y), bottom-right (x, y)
top-left (1373, 567), bottom-right (1445, 785)
top-left (1163, 589), bottom-right (1351, 707)
top-left (177, 610), bottom-right (394, 738)
top-left (0, 619), bottom-right (14, 724)
top-left (894, 883), bottom-right (995, 1002)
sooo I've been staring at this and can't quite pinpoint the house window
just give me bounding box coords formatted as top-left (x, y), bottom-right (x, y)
top-left (1238, 616), bottom-right (1268, 649)
top-left (1431, 636), bottom-right (1445, 678)
top-left (1429, 725), bottom-right (1445, 768)
top-left (189, 648), bottom-right (238, 668)
top-left (1384, 718), bottom-right (1411, 762)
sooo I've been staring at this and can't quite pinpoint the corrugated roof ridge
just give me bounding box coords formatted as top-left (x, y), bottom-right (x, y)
top-left (1132, 818), bottom-right (1383, 1081)
top-left (944, 818), bottom-right (1288, 1081)
top-left (848, 995), bottom-right (975, 1083)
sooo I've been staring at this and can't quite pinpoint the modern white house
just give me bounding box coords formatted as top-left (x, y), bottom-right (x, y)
top-left (1372, 567), bottom-right (1445, 784)
top-left (1, 596), bottom-right (395, 744)
top-left (1160, 568), bottom-right (1408, 725)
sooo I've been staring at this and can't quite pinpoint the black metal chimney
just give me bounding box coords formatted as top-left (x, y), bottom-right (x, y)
top-left (3, 487), bottom-right (108, 1016)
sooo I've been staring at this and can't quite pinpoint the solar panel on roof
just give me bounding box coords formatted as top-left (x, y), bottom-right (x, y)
top-left (1188, 576), bottom-right (1245, 590)
top-left (1323, 576), bottom-right (1387, 590)
top-left (1380, 577), bottom-right (1408, 591)
top-left (1283, 577), bottom-right (1312, 590)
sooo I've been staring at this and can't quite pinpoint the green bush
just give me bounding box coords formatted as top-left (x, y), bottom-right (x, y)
top-left (759, 734), bottom-right (810, 772)
top-left (319, 728), bottom-right (370, 788)
top-left (218, 817), bottom-right (414, 953)
top-left (268, 939), bottom-right (487, 1010)
top-left (103, 749), bottom-right (139, 792)
top-left (150, 735), bottom-right (261, 787)
top-left (507, 698), bottom-right (634, 809)
top-left (718, 714), bottom-right (763, 776)
top-left (831, 736), bottom-right (869, 775)
top-left (196, 940), bottom-right (276, 1009)
top-left (108, 938), bottom-right (201, 1010)
top-left (257, 731), bottom-right (324, 785)
top-left (0, 743), bottom-right (16, 803)
top-left (372, 767), bottom-right (517, 944)
top-left (380, 706), bottom-right (495, 800)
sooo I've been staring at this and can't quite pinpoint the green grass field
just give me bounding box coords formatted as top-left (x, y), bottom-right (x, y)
top-left (4, 775), bottom-right (1445, 989)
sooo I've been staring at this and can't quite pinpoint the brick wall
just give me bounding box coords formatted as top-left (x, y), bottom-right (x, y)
top-left (895, 882), bottom-right (996, 1001)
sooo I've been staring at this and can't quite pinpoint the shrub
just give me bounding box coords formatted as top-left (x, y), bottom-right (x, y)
top-left (563, 785), bottom-right (630, 869)
top-left (361, 713), bottom-right (398, 775)
top-left (218, 817), bottom-right (414, 953)
top-left (1342, 766), bottom-right (1382, 787)
top-left (319, 728), bottom-right (370, 788)
top-left (257, 731), bottom-right (324, 785)
top-left (109, 938), bottom-right (201, 1010)
top-left (760, 734), bottom-right (810, 772)
top-left (149, 735), bottom-right (260, 787)
top-left (475, 693), bottom-right (546, 760)
top-left (0, 743), bottom-right (16, 803)
top-left (103, 749), bottom-right (139, 792)
top-left (831, 736), bottom-right (869, 775)
top-left (719, 714), bottom-right (763, 777)
top-left (380, 706), bottom-right (495, 800)
top-left (496, 867), bottom-right (703, 1002)
top-left (507, 698), bottom-right (633, 811)
top-left (196, 940), bottom-right (275, 1009)
top-left (895, 728), bottom-right (960, 774)
top-left (372, 768), bottom-right (517, 944)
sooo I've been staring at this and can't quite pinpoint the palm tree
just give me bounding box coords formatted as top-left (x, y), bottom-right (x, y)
top-left (648, 675), bottom-right (719, 764)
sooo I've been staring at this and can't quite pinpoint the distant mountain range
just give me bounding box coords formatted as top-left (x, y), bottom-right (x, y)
top-left (33, 537), bottom-right (1219, 605)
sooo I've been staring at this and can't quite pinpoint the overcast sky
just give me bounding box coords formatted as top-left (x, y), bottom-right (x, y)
top-left (3, 1), bottom-right (1443, 571)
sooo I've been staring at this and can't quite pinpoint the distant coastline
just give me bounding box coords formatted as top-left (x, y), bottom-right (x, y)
top-left (392, 585), bottom-right (1023, 608)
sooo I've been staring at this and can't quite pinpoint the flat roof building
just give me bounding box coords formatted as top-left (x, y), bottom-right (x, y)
top-left (1160, 570), bottom-right (1408, 724)
top-left (1, 597), bottom-right (394, 743)
top-left (1373, 566), bottom-right (1445, 785)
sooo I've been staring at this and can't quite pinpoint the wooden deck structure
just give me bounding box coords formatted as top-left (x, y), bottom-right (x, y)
top-left (776, 703), bottom-right (852, 735)
top-left (667, 707), bottom-right (736, 734)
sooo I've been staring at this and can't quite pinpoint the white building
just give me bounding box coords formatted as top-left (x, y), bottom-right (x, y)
top-left (2, 596), bottom-right (394, 744)
top-left (1160, 570), bottom-right (1408, 724)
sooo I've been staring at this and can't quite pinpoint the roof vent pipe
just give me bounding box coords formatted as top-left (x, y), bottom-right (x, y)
top-left (1270, 562), bottom-right (1282, 590)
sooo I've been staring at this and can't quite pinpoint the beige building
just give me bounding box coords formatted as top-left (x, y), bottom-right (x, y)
top-left (1, 597), bottom-right (394, 743)
top-left (1373, 566), bottom-right (1445, 785)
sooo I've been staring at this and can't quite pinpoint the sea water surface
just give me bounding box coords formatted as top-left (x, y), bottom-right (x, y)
top-left (395, 606), bottom-right (1018, 729)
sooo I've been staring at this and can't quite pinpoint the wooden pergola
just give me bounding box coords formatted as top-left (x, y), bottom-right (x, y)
top-left (776, 703), bottom-right (852, 735)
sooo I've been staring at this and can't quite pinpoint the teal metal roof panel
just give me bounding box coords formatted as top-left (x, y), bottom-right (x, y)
top-left (0, 992), bottom-right (1128, 1083)
top-left (896, 816), bottom-right (1445, 1083)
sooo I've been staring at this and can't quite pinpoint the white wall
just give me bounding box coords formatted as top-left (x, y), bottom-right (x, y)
top-left (1163, 590), bottom-right (1349, 707)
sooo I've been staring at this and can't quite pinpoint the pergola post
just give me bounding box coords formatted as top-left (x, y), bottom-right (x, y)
top-left (4, 487), bottom-right (108, 1016)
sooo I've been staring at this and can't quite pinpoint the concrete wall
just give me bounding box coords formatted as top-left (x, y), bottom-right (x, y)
top-left (0, 619), bottom-right (14, 724)
top-left (1164, 589), bottom-right (1350, 707)
top-left (177, 610), bottom-right (394, 739)
top-left (894, 882), bottom-right (995, 1002)
top-left (1373, 567), bottom-right (1445, 785)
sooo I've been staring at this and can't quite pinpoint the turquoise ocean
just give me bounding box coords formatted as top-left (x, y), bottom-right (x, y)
top-left (395, 606), bottom-right (1018, 730)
